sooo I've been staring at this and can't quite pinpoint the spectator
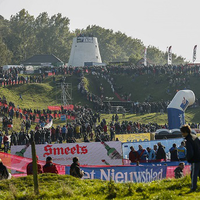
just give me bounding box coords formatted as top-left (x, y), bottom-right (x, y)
top-left (181, 124), bottom-right (200, 192)
top-left (169, 143), bottom-right (179, 161)
top-left (146, 147), bottom-right (156, 161)
top-left (178, 141), bottom-right (187, 161)
top-left (0, 159), bottom-right (9, 180)
top-left (43, 156), bottom-right (58, 174)
top-left (27, 156), bottom-right (43, 175)
top-left (156, 142), bottom-right (166, 161)
top-left (129, 146), bottom-right (139, 164)
top-left (70, 157), bottom-right (84, 178)
top-left (137, 145), bottom-right (147, 161)
top-left (174, 162), bottom-right (185, 179)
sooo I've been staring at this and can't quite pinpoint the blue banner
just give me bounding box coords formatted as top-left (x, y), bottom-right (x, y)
top-left (122, 138), bottom-right (184, 159)
top-left (66, 165), bottom-right (167, 183)
top-left (60, 115), bottom-right (66, 121)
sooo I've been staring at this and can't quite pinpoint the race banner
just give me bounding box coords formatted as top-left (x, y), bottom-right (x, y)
top-left (168, 46), bottom-right (172, 65)
top-left (11, 141), bottom-right (123, 166)
top-left (65, 165), bottom-right (167, 183)
top-left (0, 152), bottom-right (65, 174)
top-left (122, 138), bottom-right (184, 159)
top-left (116, 133), bottom-right (150, 143)
top-left (193, 45), bottom-right (197, 63)
top-left (144, 47), bottom-right (147, 66)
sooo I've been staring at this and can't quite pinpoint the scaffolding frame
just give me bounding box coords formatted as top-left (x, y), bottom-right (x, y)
top-left (56, 83), bottom-right (72, 105)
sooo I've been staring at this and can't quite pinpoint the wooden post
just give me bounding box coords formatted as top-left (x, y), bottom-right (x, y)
top-left (31, 140), bottom-right (39, 195)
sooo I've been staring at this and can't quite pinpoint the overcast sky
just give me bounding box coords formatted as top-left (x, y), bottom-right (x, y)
top-left (0, 0), bottom-right (200, 62)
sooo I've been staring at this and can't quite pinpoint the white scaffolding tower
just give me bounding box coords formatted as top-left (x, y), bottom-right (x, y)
top-left (56, 83), bottom-right (72, 105)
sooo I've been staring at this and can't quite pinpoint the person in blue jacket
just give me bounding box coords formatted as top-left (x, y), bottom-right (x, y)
top-left (137, 145), bottom-right (147, 162)
top-left (178, 141), bottom-right (187, 161)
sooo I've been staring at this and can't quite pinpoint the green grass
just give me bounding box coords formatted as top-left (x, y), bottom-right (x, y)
top-left (0, 174), bottom-right (200, 199)
top-left (100, 107), bottom-right (200, 125)
top-left (0, 75), bottom-right (92, 110)
top-left (112, 74), bottom-right (200, 102)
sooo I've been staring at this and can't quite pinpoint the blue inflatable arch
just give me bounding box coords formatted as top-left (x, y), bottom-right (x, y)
top-left (167, 90), bottom-right (195, 129)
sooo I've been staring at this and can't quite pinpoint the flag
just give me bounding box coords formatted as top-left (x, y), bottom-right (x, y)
top-left (44, 120), bottom-right (53, 129)
top-left (193, 45), bottom-right (197, 63)
top-left (144, 47), bottom-right (147, 66)
top-left (168, 46), bottom-right (172, 65)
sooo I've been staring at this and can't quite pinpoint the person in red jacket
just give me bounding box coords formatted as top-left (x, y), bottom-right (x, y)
top-left (129, 146), bottom-right (139, 164)
top-left (43, 156), bottom-right (58, 174)
top-left (27, 156), bottom-right (43, 175)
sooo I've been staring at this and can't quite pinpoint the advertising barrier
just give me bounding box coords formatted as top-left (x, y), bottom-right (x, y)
top-left (0, 152), bottom-right (65, 174)
top-left (65, 165), bottom-right (167, 183)
top-left (11, 141), bottom-right (123, 166)
top-left (122, 138), bottom-right (184, 159)
top-left (116, 133), bottom-right (150, 143)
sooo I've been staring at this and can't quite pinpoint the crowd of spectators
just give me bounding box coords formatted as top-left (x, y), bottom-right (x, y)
top-left (129, 141), bottom-right (187, 163)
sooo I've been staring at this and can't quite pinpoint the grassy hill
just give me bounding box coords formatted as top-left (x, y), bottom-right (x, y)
top-left (0, 73), bottom-right (200, 132)
top-left (1, 73), bottom-right (200, 110)
top-left (0, 75), bottom-right (92, 110)
top-left (0, 174), bottom-right (199, 200)
top-left (111, 74), bottom-right (200, 102)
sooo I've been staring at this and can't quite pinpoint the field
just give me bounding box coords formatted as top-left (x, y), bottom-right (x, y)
top-left (0, 174), bottom-right (199, 200)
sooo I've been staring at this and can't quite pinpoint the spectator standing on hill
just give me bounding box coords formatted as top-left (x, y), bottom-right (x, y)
top-left (153, 145), bottom-right (158, 156)
top-left (70, 157), bottom-right (84, 178)
top-left (27, 156), bottom-right (43, 175)
top-left (0, 159), bottom-right (9, 180)
top-left (174, 162), bottom-right (185, 179)
top-left (156, 142), bottom-right (166, 161)
top-left (181, 124), bottom-right (200, 192)
top-left (137, 145), bottom-right (147, 161)
top-left (146, 147), bottom-right (156, 161)
top-left (178, 141), bottom-right (187, 161)
top-left (129, 146), bottom-right (139, 163)
top-left (169, 143), bottom-right (179, 161)
top-left (43, 156), bottom-right (58, 174)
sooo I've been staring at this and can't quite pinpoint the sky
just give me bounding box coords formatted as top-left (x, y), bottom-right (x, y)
top-left (0, 0), bottom-right (200, 62)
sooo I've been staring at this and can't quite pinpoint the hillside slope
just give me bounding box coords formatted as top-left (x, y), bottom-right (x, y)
top-left (112, 74), bottom-right (200, 102)
top-left (0, 174), bottom-right (199, 200)
top-left (0, 73), bottom-right (200, 111)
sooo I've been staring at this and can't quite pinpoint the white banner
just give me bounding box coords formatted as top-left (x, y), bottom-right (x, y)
top-left (168, 46), bottom-right (172, 65)
top-left (11, 141), bottom-right (122, 166)
top-left (193, 45), bottom-right (197, 63)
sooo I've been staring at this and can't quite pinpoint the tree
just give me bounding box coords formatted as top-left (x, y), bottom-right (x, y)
top-left (0, 37), bottom-right (12, 66)
top-left (129, 53), bottom-right (142, 64)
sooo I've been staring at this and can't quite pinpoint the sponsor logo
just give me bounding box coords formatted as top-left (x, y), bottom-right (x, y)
top-left (43, 144), bottom-right (88, 157)
top-left (83, 168), bottom-right (164, 183)
top-left (180, 97), bottom-right (189, 111)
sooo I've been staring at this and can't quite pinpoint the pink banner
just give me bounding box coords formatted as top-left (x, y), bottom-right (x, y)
top-left (0, 152), bottom-right (65, 175)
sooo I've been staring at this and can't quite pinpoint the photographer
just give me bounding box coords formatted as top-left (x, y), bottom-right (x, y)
top-left (70, 157), bottom-right (84, 178)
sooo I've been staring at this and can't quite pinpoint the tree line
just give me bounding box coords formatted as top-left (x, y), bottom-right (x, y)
top-left (0, 9), bottom-right (185, 66)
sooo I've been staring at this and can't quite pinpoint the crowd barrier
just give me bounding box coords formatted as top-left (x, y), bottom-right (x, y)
top-left (47, 105), bottom-right (74, 111)
top-left (65, 164), bottom-right (190, 183)
top-left (0, 152), bottom-right (65, 174)
top-left (11, 141), bottom-right (123, 166)
top-left (116, 133), bottom-right (150, 143)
